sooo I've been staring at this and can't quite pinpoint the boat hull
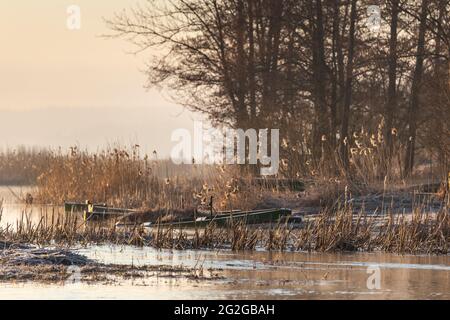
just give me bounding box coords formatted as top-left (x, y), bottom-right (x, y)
top-left (64, 201), bottom-right (134, 221)
top-left (145, 208), bottom-right (293, 228)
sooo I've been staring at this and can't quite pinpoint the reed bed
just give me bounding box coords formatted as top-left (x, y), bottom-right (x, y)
top-left (1, 202), bottom-right (448, 254)
top-left (0, 144), bottom-right (448, 254)
top-left (1, 143), bottom-right (446, 211)
top-left (28, 145), bottom-right (264, 212)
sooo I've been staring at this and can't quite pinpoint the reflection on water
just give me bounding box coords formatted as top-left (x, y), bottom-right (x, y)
top-left (1, 245), bottom-right (449, 300)
top-left (0, 186), bottom-right (61, 229)
top-left (0, 186), bottom-right (33, 203)
top-left (1, 186), bottom-right (449, 300)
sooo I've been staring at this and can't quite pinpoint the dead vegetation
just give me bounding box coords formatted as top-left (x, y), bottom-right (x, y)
top-left (0, 144), bottom-right (448, 255)
top-left (295, 206), bottom-right (449, 254)
top-left (1, 200), bottom-right (448, 254)
top-left (28, 145), bottom-right (264, 212)
top-left (0, 143), bottom-right (447, 211)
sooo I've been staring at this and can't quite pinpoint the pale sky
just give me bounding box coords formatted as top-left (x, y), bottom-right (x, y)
top-left (0, 0), bottom-right (200, 156)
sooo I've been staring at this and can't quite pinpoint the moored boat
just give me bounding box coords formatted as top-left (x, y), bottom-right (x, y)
top-left (65, 201), bottom-right (300, 226)
top-left (64, 201), bottom-right (136, 221)
top-left (140, 208), bottom-right (296, 228)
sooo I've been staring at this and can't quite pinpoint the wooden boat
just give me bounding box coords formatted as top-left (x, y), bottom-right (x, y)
top-left (65, 201), bottom-right (299, 227)
top-left (64, 201), bottom-right (136, 221)
top-left (64, 201), bottom-right (93, 213)
top-left (140, 208), bottom-right (296, 228)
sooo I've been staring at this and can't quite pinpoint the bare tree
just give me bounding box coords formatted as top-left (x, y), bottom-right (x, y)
top-left (107, 0), bottom-right (450, 179)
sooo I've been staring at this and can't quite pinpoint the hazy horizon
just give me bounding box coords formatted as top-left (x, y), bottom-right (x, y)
top-left (0, 106), bottom-right (204, 157)
top-left (0, 0), bottom-right (199, 156)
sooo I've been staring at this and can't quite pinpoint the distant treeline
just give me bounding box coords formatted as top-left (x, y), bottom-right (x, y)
top-left (0, 147), bottom-right (51, 185)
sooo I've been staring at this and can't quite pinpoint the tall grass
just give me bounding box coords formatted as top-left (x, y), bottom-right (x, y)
top-left (282, 120), bottom-right (448, 193)
top-left (31, 145), bottom-right (262, 211)
top-left (0, 204), bottom-right (448, 254)
top-left (0, 140), bottom-right (446, 211)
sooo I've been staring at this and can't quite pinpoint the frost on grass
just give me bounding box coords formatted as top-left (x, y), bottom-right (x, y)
top-left (0, 245), bottom-right (222, 283)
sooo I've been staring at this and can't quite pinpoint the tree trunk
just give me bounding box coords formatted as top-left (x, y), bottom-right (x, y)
top-left (404, 0), bottom-right (428, 177)
top-left (330, 0), bottom-right (342, 150)
top-left (339, 0), bottom-right (357, 170)
top-left (311, 0), bottom-right (329, 161)
top-left (261, 0), bottom-right (283, 123)
top-left (235, 0), bottom-right (248, 128)
top-left (247, 0), bottom-right (257, 125)
top-left (385, 0), bottom-right (399, 167)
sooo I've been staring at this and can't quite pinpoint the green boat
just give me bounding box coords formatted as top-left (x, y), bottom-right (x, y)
top-left (64, 201), bottom-right (136, 221)
top-left (64, 201), bottom-right (112, 213)
top-left (65, 201), bottom-right (298, 226)
top-left (141, 208), bottom-right (295, 228)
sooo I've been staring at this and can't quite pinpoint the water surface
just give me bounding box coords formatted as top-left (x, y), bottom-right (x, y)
top-left (1, 186), bottom-right (449, 300)
top-left (1, 245), bottom-right (449, 300)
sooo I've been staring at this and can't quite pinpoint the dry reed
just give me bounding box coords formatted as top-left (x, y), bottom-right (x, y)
top-left (0, 202), bottom-right (448, 254)
top-left (29, 145), bottom-right (263, 211)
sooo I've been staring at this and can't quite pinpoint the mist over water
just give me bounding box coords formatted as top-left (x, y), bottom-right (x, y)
top-left (0, 106), bottom-right (200, 158)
